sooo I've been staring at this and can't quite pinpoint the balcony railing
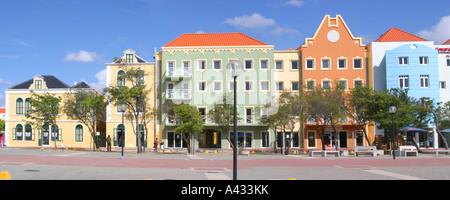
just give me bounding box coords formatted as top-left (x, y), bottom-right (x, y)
top-left (166, 89), bottom-right (192, 99)
top-left (166, 69), bottom-right (192, 79)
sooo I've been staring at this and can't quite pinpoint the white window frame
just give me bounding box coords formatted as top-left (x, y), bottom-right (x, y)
top-left (275, 60), bottom-right (283, 71)
top-left (213, 60), bottom-right (221, 71)
top-left (305, 59), bottom-right (315, 70)
top-left (260, 80), bottom-right (269, 92)
top-left (197, 60), bottom-right (206, 71)
top-left (260, 59), bottom-right (269, 70)
top-left (321, 58), bottom-right (331, 70)
top-left (420, 75), bottom-right (429, 88)
top-left (353, 58), bottom-right (363, 69)
top-left (245, 80), bottom-right (254, 92)
top-left (399, 75), bottom-right (409, 88)
top-left (198, 81), bottom-right (207, 92)
top-left (338, 58), bottom-right (347, 69)
top-left (275, 81), bottom-right (284, 92)
top-left (399, 57), bottom-right (408, 65)
top-left (419, 56), bottom-right (428, 65)
top-left (213, 80), bottom-right (222, 92)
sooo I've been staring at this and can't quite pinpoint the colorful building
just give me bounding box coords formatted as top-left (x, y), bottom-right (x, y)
top-left (4, 75), bottom-right (98, 149)
top-left (435, 40), bottom-right (450, 103)
top-left (159, 33), bottom-right (275, 151)
top-left (366, 27), bottom-right (434, 92)
top-left (367, 28), bottom-right (441, 147)
top-left (298, 15), bottom-right (373, 149)
top-left (273, 49), bottom-right (302, 148)
top-left (105, 49), bottom-right (158, 150)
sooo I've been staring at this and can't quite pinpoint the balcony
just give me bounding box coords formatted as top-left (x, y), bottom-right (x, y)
top-left (166, 69), bottom-right (192, 80)
top-left (166, 89), bottom-right (192, 99)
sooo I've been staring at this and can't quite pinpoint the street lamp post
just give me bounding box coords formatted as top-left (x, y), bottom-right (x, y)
top-left (227, 60), bottom-right (242, 180)
top-left (389, 106), bottom-right (397, 160)
top-left (119, 104), bottom-right (126, 159)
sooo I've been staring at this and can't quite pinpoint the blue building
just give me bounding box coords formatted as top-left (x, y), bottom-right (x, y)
top-left (386, 43), bottom-right (439, 104)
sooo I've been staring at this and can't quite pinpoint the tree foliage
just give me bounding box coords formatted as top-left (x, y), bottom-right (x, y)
top-left (63, 89), bottom-right (107, 151)
top-left (173, 104), bottom-right (204, 154)
top-left (104, 66), bottom-right (154, 153)
top-left (25, 92), bottom-right (61, 149)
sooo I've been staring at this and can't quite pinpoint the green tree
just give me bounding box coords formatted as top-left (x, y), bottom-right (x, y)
top-left (345, 85), bottom-right (376, 146)
top-left (304, 86), bottom-right (329, 150)
top-left (174, 104), bottom-right (204, 154)
top-left (63, 89), bottom-right (107, 151)
top-left (25, 92), bottom-right (61, 149)
top-left (104, 66), bottom-right (154, 153)
top-left (208, 93), bottom-right (240, 148)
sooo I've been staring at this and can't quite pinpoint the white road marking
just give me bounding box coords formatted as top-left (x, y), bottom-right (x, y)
top-left (364, 169), bottom-right (425, 180)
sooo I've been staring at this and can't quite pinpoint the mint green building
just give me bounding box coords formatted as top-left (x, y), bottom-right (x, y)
top-left (159, 33), bottom-right (275, 151)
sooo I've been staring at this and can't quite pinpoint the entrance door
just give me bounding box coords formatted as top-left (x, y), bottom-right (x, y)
top-left (116, 124), bottom-right (125, 147)
top-left (42, 130), bottom-right (50, 146)
top-left (199, 130), bottom-right (221, 148)
top-left (339, 131), bottom-right (347, 148)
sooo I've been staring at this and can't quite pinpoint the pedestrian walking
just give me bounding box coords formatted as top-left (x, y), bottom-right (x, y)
top-left (154, 138), bottom-right (158, 152)
top-left (0, 134), bottom-right (4, 148)
top-left (106, 135), bottom-right (111, 152)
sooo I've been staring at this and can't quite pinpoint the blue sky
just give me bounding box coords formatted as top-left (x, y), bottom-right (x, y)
top-left (0, 0), bottom-right (449, 107)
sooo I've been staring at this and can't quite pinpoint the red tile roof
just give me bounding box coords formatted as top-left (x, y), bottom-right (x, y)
top-left (443, 39), bottom-right (450, 45)
top-left (163, 33), bottom-right (268, 47)
top-left (375, 27), bottom-right (427, 42)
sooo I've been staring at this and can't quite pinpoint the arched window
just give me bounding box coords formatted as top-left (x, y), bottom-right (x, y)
top-left (16, 98), bottom-right (23, 114)
top-left (117, 70), bottom-right (126, 87)
top-left (116, 124), bottom-right (125, 147)
top-left (25, 98), bottom-right (32, 115)
top-left (136, 69), bottom-right (145, 86)
top-left (51, 125), bottom-right (60, 141)
top-left (15, 124), bottom-right (23, 140)
top-left (25, 124), bottom-right (33, 141)
top-left (75, 125), bottom-right (83, 142)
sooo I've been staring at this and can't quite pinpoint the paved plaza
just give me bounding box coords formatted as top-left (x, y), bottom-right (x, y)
top-left (1, 147), bottom-right (450, 180)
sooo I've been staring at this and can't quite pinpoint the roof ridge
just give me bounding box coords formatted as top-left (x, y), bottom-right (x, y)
top-left (375, 27), bottom-right (427, 42)
top-left (443, 39), bottom-right (450, 45)
top-left (163, 32), bottom-right (268, 47)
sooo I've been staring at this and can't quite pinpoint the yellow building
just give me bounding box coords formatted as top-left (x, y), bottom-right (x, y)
top-left (273, 49), bottom-right (303, 148)
top-left (105, 49), bottom-right (159, 151)
top-left (5, 75), bottom-right (99, 149)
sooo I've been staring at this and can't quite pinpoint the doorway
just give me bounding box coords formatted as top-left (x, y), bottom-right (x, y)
top-left (199, 129), bottom-right (221, 148)
top-left (339, 131), bottom-right (347, 148)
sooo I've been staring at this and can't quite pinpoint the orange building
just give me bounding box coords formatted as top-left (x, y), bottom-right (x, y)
top-left (298, 15), bottom-right (373, 149)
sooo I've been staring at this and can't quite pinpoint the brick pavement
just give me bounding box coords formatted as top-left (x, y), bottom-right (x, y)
top-left (1, 148), bottom-right (450, 180)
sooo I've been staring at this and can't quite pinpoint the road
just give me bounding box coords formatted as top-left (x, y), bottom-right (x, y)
top-left (1, 148), bottom-right (450, 180)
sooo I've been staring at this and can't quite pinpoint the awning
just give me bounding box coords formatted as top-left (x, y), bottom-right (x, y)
top-left (398, 126), bottom-right (429, 133)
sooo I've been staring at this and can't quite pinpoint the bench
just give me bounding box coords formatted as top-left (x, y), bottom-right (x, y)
top-left (354, 146), bottom-right (377, 157)
top-left (399, 146), bottom-right (418, 157)
top-left (309, 150), bottom-right (323, 157)
top-left (322, 150), bottom-right (340, 157)
top-left (436, 150), bottom-right (450, 156)
top-left (309, 150), bottom-right (340, 157)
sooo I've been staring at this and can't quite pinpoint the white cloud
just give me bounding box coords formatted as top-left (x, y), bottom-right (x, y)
top-left (63, 50), bottom-right (102, 63)
top-left (285, 0), bottom-right (304, 6)
top-left (270, 26), bottom-right (301, 37)
top-left (224, 13), bottom-right (276, 30)
top-left (0, 78), bottom-right (14, 86)
top-left (417, 15), bottom-right (450, 45)
top-left (14, 39), bottom-right (35, 47)
top-left (224, 13), bottom-right (301, 37)
top-left (88, 69), bottom-right (107, 92)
